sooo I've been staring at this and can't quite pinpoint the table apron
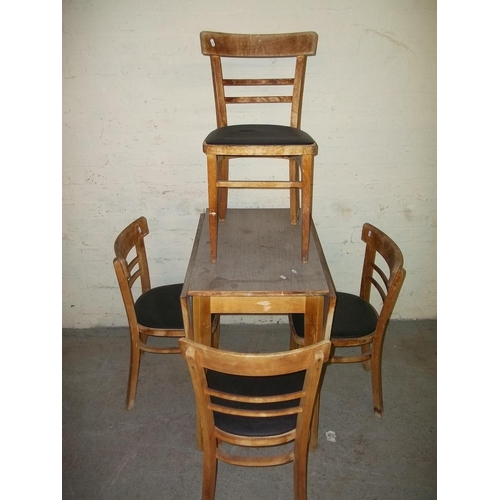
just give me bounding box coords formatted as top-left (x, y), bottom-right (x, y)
top-left (209, 295), bottom-right (317, 314)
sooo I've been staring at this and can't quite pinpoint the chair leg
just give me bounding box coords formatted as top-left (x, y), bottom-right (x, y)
top-left (289, 158), bottom-right (300, 225)
top-left (139, 332), bottom-right (148, 360)
top-left (309, 396), bottom-right (319, 451)
top-left (126, 340), bottom-right (141, 411)
top-left (218, 157), bottom-right (229, 221)
top-left (300, 155), bottom-right (313, 263)
top-left (201, 449), bottom-right (218, 500)
top-left (293, 444), bottom-right (309, 500)
top-left (361, 344), bottom-right (372, 371)
top-left (207, 154), bottom-right (218, 262)
top-left (370, 347), bottom-right (383, 417)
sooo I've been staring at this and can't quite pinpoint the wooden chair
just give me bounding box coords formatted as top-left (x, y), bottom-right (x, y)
top-left (179, 338), bottom-right (330, 500)
top-left (200, 31), bottom-right (319, 263)
top-left (113, 216), bottom-right (219, 410)
top-left (289, 223), bottom-right (406, 417)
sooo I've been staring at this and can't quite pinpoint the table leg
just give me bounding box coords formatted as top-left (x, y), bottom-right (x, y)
top-left (304, 296), bottom-right (324, 450)
top-left (193, 296), bottom-right (213, 450)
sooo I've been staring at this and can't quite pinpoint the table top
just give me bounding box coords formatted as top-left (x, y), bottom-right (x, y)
top-left (183, 208), bottom-right (334, 297)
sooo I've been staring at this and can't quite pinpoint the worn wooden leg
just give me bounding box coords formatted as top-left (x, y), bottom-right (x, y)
top-left (126, 334), bottom-right (141, 411)
top-left (218, 157), bottom-right (229, 221)
top-left (293, 440), bottom-right (308, 500)
top-left (361, 343), bottom-right (372, 371)
top-left (193, 296), bottom-right (213, 449)
top-left (202, 444), bottom-right (218, 500)
top-left (303, 296), bottom-right (324, 450)
top-left (180, 295), bottom-right (193, 341)
top-left (289, 158), bottom-right (299, 225)
top-left (303, 297), bottom-right (324, 346)
top-left (288, 315), bottom-right (304, 350)
top-left (309, 393), bottom-right (320, 450)
top-left (139, 332), bottom-right (148, 361)
top-left (207, 154), bottom-right (218, 262)
top-left (194, 297), bottom-right (213, 346)
top-left (210, 314), bottom-right (221, 348)
top-left (301, 155), bottom-right (313, 263)
top-left (371, 341), bottom-right (384, 417)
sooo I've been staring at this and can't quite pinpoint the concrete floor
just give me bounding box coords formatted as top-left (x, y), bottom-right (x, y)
top-left (62, 319), bottom-right (436, 499)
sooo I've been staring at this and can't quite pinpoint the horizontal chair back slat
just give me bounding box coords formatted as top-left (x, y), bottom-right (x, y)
top-left (206, 387), bottom-right (306, 403)
top-left (225, 96), bottom-right (293, 104)
top-left (200, 31), bottom-right (318, 57)
top-left (208, 403), bottom-right (302, 418)
top-left (224, 78), bottom-right (295, 86)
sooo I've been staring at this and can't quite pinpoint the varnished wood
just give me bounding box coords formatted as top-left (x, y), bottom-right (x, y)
top-left (202, 143), bottom-right (318, 156)
top-left (200, 31), bottom-right (319, 262)
top-left (289, 223), bottom-right (406, 417)
top-left (180, 338), bottom-right (330, 500)
top-left (180, 209), bottom-right (337, 450)
top-left (200, 31), bottom-right (318, 57)
top-left (114, 217), bottom-right (219, 411)
top-left (217, 157), bottom-right (229, 221)
top-left (303, 295), bottom-right (324, 450)
top-left (300, 154), bottom-right (313, 262)
top-left (207, 154), bottom-right (219, 262)
top-left (289, 158), bottom-right (300, 224)
top-left (113, 217), bottom-right (184, 410)
top-left (224, 78), bottom-right (295, 86)
top-left (180, 215), bottom-right (206, 340)
top-left (216, 180), bottom-right (302, 188)
top-left (225, 96), bottom-right (293, 104)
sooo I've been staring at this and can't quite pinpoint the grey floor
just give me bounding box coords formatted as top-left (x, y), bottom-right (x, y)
top-left (62, 319), bottom-right (436, 500)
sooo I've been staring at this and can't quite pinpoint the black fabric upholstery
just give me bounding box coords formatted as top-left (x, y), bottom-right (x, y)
top-left (292, 292), bottom-right (378, 340)
top-left (204, 124), bottom-right (315, 146)
top-left (134, 283), bottom-right (184, 330)
top-left (206, 370), bottom-right (306, 437)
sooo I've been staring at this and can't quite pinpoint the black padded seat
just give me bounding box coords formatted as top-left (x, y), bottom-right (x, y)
top-left (204, 124), bottom-right (315, 146)
top-left (292, 291), bottom-right (379, 340)
top-left (206, 370), bottom-right (306, 437)
top-left (134, 283), bottom-right (184, 330)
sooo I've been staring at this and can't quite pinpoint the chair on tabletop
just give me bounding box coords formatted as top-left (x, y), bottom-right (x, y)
top-left (289, 223), bottom-right (406, 416)
top-left (113, 216), bottom-right (219, 410)
top-left (179, 338), bottom-right (330, 500)
top-left (200, 31), bottom-right (319, 263)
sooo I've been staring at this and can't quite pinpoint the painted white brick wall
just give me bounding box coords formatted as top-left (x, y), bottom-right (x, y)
top-left (62, 0), bottom-right (436, 328)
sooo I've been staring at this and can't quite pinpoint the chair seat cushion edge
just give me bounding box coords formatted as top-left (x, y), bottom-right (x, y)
top-left (204, 124), bottom-right (315, 146)
top-left (291, 292), bottom-right (378, 339)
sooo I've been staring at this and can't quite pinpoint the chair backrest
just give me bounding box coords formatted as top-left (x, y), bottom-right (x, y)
top-left (359, 223), bottom-right (406, 331)
top-left (113, 217), bottom-right (151, 324)
top-left (200, 31), bottom-right (318, 129)
top-left (179, 338), bottom-right (330, 465)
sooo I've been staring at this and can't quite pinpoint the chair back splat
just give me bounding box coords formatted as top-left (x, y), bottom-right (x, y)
top-left (200, 31), bottom-right (319, 263)
top-left (180, 338), bottom-right (330, 500)
top-left (200, 31), bottom-right (318, 128)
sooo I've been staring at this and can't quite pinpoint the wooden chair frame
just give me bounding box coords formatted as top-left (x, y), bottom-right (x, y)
top-left (180, 338), bottom-right (330, 500)
top-left (200, 31), bottom-right (319, 262)
top-left (290, 223), bottom-right (406, 416)
top-left (113, 216), bottom-right (219, 410)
